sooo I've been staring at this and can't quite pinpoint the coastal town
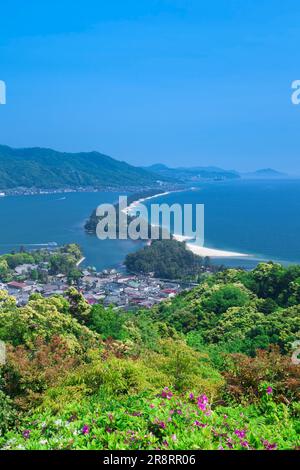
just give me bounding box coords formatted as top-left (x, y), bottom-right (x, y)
top-left (0, 251), bottom-right (195, 309)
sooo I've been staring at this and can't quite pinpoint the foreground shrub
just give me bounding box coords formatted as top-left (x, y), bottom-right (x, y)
top-left (1, 389), bottom-right (298, 450)
top-left (223, 346), bottom-right (300, 404)
top-left (3, 336), bottom-right (81, 409)
top-left (64, 354), bottom-right (169, 397)
top-left (0, 390), bottom-right (18, 437)
top-left (145, 339), bottom-right (224, 398)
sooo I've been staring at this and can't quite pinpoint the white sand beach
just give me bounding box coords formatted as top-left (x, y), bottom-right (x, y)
top-left (122, 191), bottom-right (172, 215)
top-left (172, 234), bottom-right (248, 258)
top-left (123, 191), bottom-right (250, 258)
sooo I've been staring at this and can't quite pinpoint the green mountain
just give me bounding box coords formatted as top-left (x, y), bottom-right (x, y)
top-left (0, 145), bottom-right (164, 190)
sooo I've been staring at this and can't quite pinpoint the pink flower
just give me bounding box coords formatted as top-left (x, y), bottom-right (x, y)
top-left (82, 425), bottom-right (90, 435)
top-left (197, 402), bottom-right (207, 411)
top-left (241, 440), bottom-right (249, 448)
top-left (22, 429), bottom-right (31, 440)
top-left (149, 404), bottom-right (155, 409)
top-left (161, 387), bottom-right (173, 400)
top-left (226, 437), bottom-right (234, 449)
top-left (234, 429), bottom-right (246, 439)
top-left (171, 434), bottom-right (177, 441)
top-left (198, 394), bottom-right (208, 404)
top-left (189, 393), bottom-right (194, 400)
top-left (197, 394), bottom-right (209, 411)
top-left (262, 439), bottom-right (277, 450)
top-left (194, 420), bottom-right (207, 428)
top-left (266, 386), bottom-right (273, 395)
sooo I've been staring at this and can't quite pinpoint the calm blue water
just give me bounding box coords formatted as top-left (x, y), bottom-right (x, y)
top-left (0, 191), bottom-right (143, 270)
top-left (0, 180), bottom-right (299, 270)
top-left (147, 179), bottom-right (300, 268)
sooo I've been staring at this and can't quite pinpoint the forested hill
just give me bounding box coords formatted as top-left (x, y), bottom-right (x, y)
top-left (0, 145), bottom-right (164, 190)
top-left (0, 261), bottom-right (299, 449)
top-left (125, 239), bottom-right (217, 279)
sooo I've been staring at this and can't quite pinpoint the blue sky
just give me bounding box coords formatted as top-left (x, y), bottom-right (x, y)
top-left (0, 0), bottom-right (300, 172)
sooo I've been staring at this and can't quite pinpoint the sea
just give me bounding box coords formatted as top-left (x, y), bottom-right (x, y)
top-left (0, 179), bottom-right (299, 270)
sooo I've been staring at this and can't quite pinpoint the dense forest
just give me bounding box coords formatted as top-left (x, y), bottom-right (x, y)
top-left (125, 239), bottom-right (216, 279)
top-left (0, 145), bottom-right (164, 190)
top-left (0, 261), bottom-right (299, 450)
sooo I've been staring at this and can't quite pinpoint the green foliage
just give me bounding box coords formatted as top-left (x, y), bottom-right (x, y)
top-left (0, 259), bottom-right (9, 279)
top-left (200, 284), bottom-right (250, 315)
top-left (1, 260), bottom-right (300, 450)
top-left (2, 252), bottom-right (35, 270)
top-left (0, 290), bottom-right (97, 350)
top-left (48, 244), bottom-right (83, 277)
top-left (65, 355), bottom-right (169, 398)
top-left (90, 304), bottom-right (127, 340)
top-left (223, 347), bottom-right (300, 405)
top-left (0, 144), bottom-right (161, 190)
top-left (219, 262), bottom-right (300, 307)
top-left (3, 336), bottom-right (81, 410)
top-left (65, 288), bottom-right (92, 326)
top-left (0, 243), bottom-right (83, 282)
top-left (0, 390), bottom-right (18, 437)
top-left (153, 264), bottom-right (300, 354)
top-left (125, 239), bottom-right (210, 279)
top-left (146, 339), bottom-right (223, 396)
top-left (125, 239), bottom-right (212, 279)
top-left (1, 390), bottom-right (299, 450)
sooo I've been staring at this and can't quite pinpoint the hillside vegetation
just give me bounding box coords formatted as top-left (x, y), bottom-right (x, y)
top-left (0, 261), bottom-right (299, 450)
top-left (125, 239), bottom-right (217, 279)
top-left (0, 145), bottom-right (162, 190)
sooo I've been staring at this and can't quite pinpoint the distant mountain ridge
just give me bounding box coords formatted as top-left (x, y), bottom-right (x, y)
top-left (243, 168), bottom-right (288, 179)
top-left (0, 145), bottom-right (164, 190)
top-left (0, 145), bottom-right (288, 192)
top-left (145, 164), bottom-right (240, 182)
top-left (146, 164), bottom-right (289, 182)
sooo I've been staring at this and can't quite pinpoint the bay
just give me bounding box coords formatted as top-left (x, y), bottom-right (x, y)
top-left (0, 191), bottom-right (142, 271)
top-left (146, 179), bottom-right (300, 268)
top-left (0, 179), bottom-right (299, 271)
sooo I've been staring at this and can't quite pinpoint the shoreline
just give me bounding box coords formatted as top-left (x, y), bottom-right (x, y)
top-left (173, 234), bottom-right (249, 258)
top-left (76, 256), bottom-right (86, 267)
top-left (2, 186), bottom-right (251, 261)
top-left (121, 190), bottom-right (175, 215)
top-left (0, 186), bottom-right (173, 198)
top-left (124, 190), bottom-right (250, 259)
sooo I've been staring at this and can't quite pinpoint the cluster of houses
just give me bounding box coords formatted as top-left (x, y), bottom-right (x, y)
top-left (0, 263), bottom-right (188, 309)
top-left (80, 269), bottom-right (185, 309)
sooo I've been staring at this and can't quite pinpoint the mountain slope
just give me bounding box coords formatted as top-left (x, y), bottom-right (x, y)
top-left (0, 145), bottom-right (165, 190)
